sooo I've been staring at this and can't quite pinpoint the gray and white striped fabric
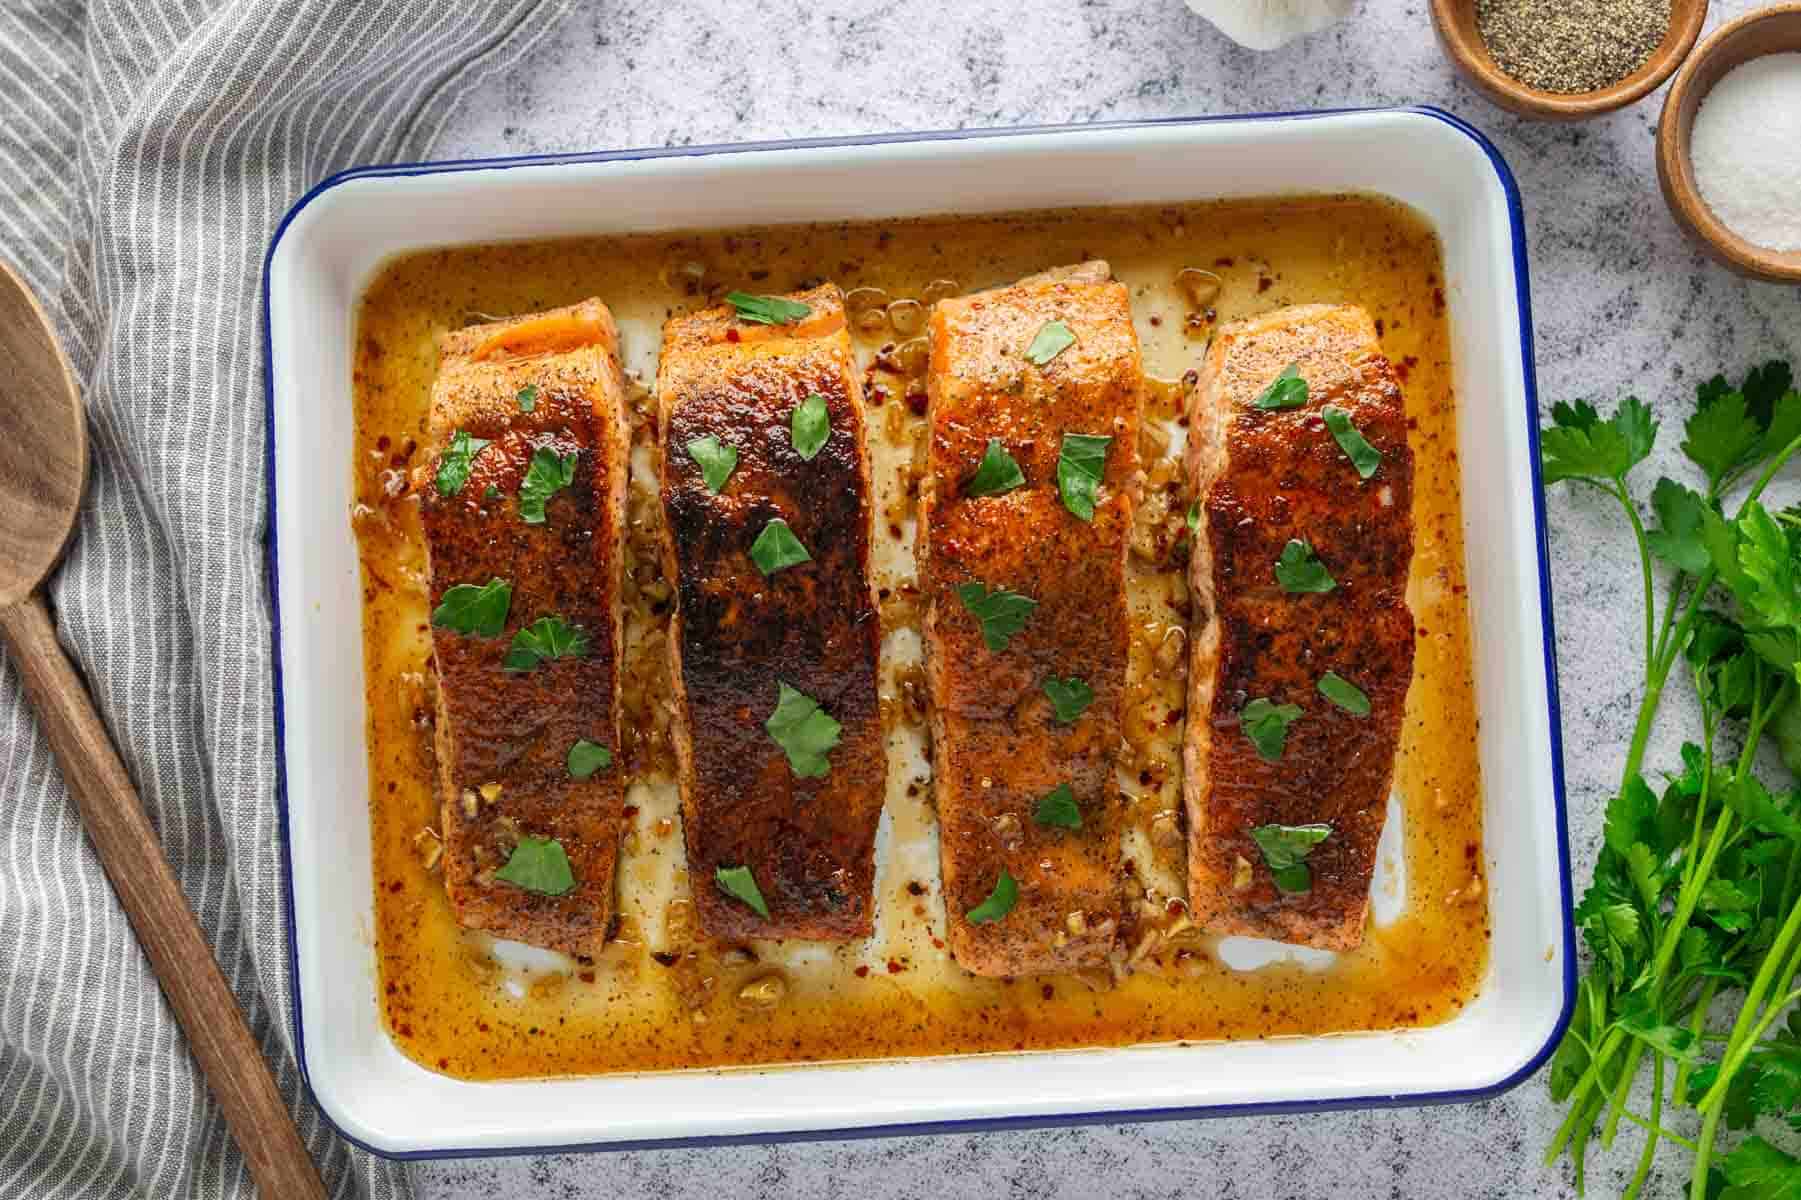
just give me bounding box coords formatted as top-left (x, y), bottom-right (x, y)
top-left (0, 2), bottom-right (571, 1195)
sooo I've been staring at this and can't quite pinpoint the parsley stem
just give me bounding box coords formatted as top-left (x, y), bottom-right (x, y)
top-left (1695, 890), bottom-right (1801, 1117)
top-left (1671, 976), bottom-right (1721, 1106)
top-left (1691, 1093), bottom-right (1725, 1200)
top-left (1612, 477), bottom-right (1657, 668)
top-left (1623, 1054), bottom-right (1664, 1200)
top-left (1600, 1039), bottom-right (1646, 1148)
top-left (1617, 1088), bottom-right (1697, 1154)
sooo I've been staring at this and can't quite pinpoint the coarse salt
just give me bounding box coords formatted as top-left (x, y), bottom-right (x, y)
top-left (1690, 52), bottom-right (1801, 253)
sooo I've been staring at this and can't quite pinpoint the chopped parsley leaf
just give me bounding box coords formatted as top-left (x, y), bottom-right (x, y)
top-left (434, 429), bottom-right (490, 496)
top-left (503, 615), bottom-right (589, 672)
top-left (726, 291), bottom-right (811, 326)
top-left (956, 581), bottom-right (1038, 652)
top-left (1241, 697), bottom-right (1303, 762)
top-left (765, 681), bottom-right (842, 778)
top-left (1042, 675), bottom-right (1094, 723)
top-left (1252, 363), bottom-right (1308, 410)
top-left (493, 835), bottom-right (576, 896)
top-left (1317, 671), bottom-right (1371, 716)
top-left (1248, 823), bottom-right (1332, 893)
top-left (518, 446), bottom-right (578, 524)
top-left (966, 868), bottom-right (1019, 924)
top-left (1274, 538), bottom-right (1337, 594)
top-left (566, 740), bottom-right (613, 779)
top-left (687, 435), bottom-right (738, 494)
top-left (791, 393), bottom-right (830, 461)
top-left (431, 578), bottom-right (511, 637)
top-left (1025, 320), bottom-right (1076, 366)
top-left (1057, 432), bottom-right (1112, 522)
top-left (749, 518), bottom-right (812, 576)
top-left (1322, 405), bottom-right (1382, 479)
top-left (1035, 784), bottom-right (1082, 830)
top-left (965, 439), bottom-right (1026, 498)
top-left (715, 865), bottom-right (770, 918)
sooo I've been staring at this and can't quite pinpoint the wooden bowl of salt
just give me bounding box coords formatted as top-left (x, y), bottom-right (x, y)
top-left (1657, 3), bottom-right (1801, 284)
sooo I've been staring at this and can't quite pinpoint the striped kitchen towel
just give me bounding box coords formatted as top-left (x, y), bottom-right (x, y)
top-left (0, 2), bottom-right (572, 1195)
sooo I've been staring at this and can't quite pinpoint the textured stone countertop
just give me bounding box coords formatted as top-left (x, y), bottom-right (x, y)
top-left (416, 2), bottom-right (1801, 1196)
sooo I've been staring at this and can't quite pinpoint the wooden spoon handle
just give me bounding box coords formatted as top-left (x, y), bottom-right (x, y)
top-left (0, 592), bottom-right (328, 1200)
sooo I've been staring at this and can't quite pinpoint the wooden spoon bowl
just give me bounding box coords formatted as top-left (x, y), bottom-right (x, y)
top-left (1656, 3), bottom-right (1801, 283)
top-left (1431, 0), bottom-right (1709, 120)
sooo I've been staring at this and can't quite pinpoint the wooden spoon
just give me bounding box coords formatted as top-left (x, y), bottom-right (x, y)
top-left (0, 258), bottom-right (327, 1200)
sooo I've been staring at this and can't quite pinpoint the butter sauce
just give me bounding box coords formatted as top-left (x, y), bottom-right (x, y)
top-left (351, 195), bottom-right (1487, 1080)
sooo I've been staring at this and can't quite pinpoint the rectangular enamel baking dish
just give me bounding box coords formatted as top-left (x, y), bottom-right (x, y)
top-left (264, 106), bottom-right (1574, 1159)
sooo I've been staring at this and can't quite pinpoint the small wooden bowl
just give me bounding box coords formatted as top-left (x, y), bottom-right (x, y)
top-left (1657, 3), bottom-right (1801, 283)
top-left (1431, 0), bottom-right (1708, 120)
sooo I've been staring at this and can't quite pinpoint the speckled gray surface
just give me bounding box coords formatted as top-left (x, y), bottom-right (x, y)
top-left (413, 3), bottom-right (1801, 1196)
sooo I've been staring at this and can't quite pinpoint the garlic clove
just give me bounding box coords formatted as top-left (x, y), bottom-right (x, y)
top-left (1185, 0), bottom-right (1354, 51)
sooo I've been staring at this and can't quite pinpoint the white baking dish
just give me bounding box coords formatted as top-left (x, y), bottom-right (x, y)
top-left (264, 107), bottom-right (1573, 1158)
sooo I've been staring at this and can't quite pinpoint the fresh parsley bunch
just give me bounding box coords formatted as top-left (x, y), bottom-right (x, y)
top-left (1541, 362), bottom-right (1801, 1200)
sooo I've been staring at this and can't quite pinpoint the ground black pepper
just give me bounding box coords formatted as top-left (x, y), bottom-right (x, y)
top-left (1475, 0), bottom-right (1671, 94)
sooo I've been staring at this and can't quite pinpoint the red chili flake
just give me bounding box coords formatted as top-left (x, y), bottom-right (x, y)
top-left (907, 880), bottom-right (926, 896)
top-left (397, 1023), bottom-right (414, 1038)
top-left (1374, 319), bottom-right (1386, 337)
top-left (388, 880), bottom-right (403, 893)
top-left (1214, 257), bottom-right (1235, 268)
top-left (725, 327), bottom-right (741, 343)
top-left (438, 1058), bottom-right (449, 1070)
top-left (854, 965), bottom-right (870, 978)
top-left (1042, 984), bottom-right (1054, 1000)
top-left (652, 952), bottom-right (678, 967)
top-left (385, 982), bottom-right (397, 996)
top-left (477, 1021), bottom-right (490, 1032)
top-left (376, 435), bottom-right (391, 451)
top-left (578, 970), bottom-right (596, 984)
top-left (931, 937), bottom-right (945, 950)
top-left (905, 392), bottom-right (928, 416)
top-left (886, 960), bottom-right (903, 974)
top-left (622, 805), bottom-right (639, 819)
top-left (1257, 276), bottom-right (1273, 294)
top-left (1149, 315), bottom-right (1162, 327)
top-left (1433, 287), bottom-right (1446, 312)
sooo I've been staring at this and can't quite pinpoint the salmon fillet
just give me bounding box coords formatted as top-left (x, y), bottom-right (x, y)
top-left (417, 299), bottom-right (630, 957)
top-left (657, 284), bottom-right (885, 941)
top-left (1183, 303), bottom-right (1415, 951)
top-left (921, 261), bottom-right (1140, 977)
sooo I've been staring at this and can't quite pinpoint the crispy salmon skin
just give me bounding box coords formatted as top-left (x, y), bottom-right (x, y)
top-left (657, 285), bottom-right (885, 941)
top-left (1184, 303), bottom-right (1415, 951)
top-left (921, 261), bottom-right (1140, 977)
top-left (416, 299), bottom-right (630, 957)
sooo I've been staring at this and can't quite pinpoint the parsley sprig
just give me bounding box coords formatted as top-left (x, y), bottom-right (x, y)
top-left (1540, 362), bottom-right (1801, 1199)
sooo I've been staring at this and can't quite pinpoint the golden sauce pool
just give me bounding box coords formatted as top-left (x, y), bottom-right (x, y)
top-left (351, 195), bottom-right (1487, 1081)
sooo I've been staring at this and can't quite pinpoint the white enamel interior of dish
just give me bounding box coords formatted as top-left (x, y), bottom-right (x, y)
top-left (267, 110), bottom-right (1567, 1157)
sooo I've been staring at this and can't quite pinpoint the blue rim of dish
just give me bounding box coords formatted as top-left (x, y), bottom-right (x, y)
top-left (262, 103), bottom-right (1574, 1161)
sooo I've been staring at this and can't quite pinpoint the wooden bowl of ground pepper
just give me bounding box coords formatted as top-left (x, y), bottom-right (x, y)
top-left (1431, 0), bottom-right (1708, 120)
